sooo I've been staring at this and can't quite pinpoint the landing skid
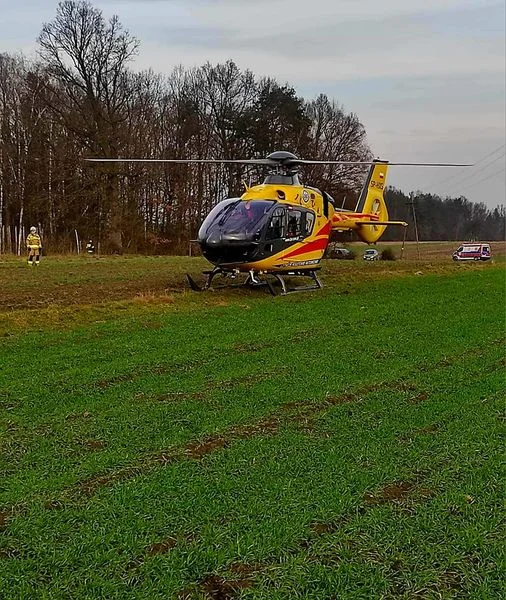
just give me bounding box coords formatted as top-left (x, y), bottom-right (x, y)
top-left (270, 270), bottom-right (323, 295)
top-left (186, 268), bottom-right (322, 296)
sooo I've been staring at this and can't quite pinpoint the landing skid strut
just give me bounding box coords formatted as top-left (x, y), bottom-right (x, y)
top-left (271, 270), bottom-right (323, 295)
top-left (186, 268), bottom-right (322, 296)
top-left (186, 267), bottom-right (230, 292)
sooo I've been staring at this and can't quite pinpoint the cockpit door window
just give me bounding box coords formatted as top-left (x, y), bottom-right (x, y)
top-left (286, 209), bottom-right (303, 238)
top-left (304, 212), bottom-right (315, 235)
top-left (266, 207), bottom-right (286, 240)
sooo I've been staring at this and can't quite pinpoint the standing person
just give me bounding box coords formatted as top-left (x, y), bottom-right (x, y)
top-left (26, 226), bottom-right (42, 266)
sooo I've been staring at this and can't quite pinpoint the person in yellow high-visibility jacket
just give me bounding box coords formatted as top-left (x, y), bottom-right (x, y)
top-left (26, 226), bottom-right (42, 266)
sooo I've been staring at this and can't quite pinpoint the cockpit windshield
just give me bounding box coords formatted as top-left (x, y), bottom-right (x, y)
top-left (221, 200), bottom-right (275, 233)
top-left (199, 199), bottom-right (275, 238)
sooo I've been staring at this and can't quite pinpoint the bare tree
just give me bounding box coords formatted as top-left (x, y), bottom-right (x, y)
top-left (304, 94), bottom-right (372, 206)
top-left (37, 0), bottom-right (139, 251)
top-left (0, 54), bottom-right (51, 252)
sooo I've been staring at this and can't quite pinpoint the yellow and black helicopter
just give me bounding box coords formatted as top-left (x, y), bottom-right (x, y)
top-left (88, 151), bottom-right (470, 295)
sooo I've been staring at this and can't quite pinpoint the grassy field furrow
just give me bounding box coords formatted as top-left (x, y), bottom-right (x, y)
top-left (1, 358), bottom-right (503, 598)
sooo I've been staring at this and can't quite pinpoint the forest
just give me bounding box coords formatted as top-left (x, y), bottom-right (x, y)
top-left (0, 0), bottom-right (504, 254)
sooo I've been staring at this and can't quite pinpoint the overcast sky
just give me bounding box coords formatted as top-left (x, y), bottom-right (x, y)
top-left (1, 0), bottom-right (505, 208)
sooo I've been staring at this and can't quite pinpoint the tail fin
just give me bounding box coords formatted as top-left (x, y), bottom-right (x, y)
top-left (355, 161), bottom-right (389, 243)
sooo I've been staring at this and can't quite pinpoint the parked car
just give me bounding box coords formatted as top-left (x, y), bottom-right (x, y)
top-left (328, 246), bottom-right (354, 260)
top-left (363, 248), bottom-right (379, 261)
top-left (452, 243), bottom-right (492, 261)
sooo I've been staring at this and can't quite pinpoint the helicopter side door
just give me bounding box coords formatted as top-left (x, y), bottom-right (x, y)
top-left (259, 205), bottom-right (315, 258)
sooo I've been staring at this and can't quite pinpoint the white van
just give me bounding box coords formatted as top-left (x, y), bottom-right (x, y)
top-left (452, 243), bottom-right (492, 261)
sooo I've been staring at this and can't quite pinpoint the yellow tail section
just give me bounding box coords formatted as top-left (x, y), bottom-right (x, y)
top-left (354, 161), bottom-right (389, 243)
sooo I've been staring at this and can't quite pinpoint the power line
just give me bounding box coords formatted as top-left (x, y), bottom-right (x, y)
top-left (470, 143), bottom-right (505, 164)
top-left (457, 166), bottom-right (506, 193)
top-left (438, 151), bottom-right (505, 195)
top-left (425, 143), bottom-right (505, 189)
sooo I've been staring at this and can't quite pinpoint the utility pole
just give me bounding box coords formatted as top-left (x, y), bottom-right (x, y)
top-left (407, 193), bottom-right (421, 260)
top-left (400, 223), bottom-right (407, 259)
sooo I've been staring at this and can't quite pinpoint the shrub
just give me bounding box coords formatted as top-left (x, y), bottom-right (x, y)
top-left (381, 248), bottom-right (396, 261)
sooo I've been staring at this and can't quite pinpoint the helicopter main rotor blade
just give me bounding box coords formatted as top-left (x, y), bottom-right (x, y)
top-left (382, 162), bottom-right (473, 167)
top-left (85, 158), bottom-right (276, 165)
top-left (86, 157), bottom-right (474, 168)
top-left (292, 160), bottom-right (474, 167)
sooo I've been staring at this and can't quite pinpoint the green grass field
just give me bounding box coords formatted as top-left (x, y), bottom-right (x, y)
top-left (0, 249), bottom-right (505, 599)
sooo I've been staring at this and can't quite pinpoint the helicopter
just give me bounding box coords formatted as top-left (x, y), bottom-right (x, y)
top-left (87, 151), bottom-right (471, 295)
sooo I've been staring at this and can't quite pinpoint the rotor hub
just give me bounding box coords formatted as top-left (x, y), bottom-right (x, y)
top-left (263, 151), bottom-right (301, 183)
top-left (266, 151), bottom-right (299, 163)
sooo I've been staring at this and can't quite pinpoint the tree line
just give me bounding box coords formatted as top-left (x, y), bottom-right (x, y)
top-left (0, 1), bottom-right (503, 255)
top-left (381, 188), bottom-right (505, 243)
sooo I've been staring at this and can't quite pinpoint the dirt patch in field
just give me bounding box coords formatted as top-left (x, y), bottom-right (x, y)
top-left (321, 392), bottom-right (359, 406)
top-left (77, 465), bottom-right (148, 498)
top-left (20, 410), bottom-right (282, 509)
top-left (228, 562), bottom-right (263, 576)
top-left (290, 413), bottom-right (318, 435)
top-left (57, 383), bottom-right (391, 502)
top-left (363, 479), bottom-right (435, 507)
top-left (126, 533), bottom-right (196, 577)
top-left (146, 538), bottom-right (178, 556)
top-left (408, 392), bottom-right (430, 404)
top-left (183, 414), bottom-right (282, 459)
top-left (198, 573), bottom-right (255, 600)
top-left (233, 416), bottom-right (281, 438)
top-left (322, 380), bottom-right (419, 407)
top-left (309, 520), bottom-right (343, 535)
top-left (414, 424), bottom-right (439, 435)
top-left (396, 382), bottom-right (419, 392)
top-left (363, 481), bottom-right (415, 505)
top-left (178, 562), bottom-right (265, 598)
top-left (185, 437), bottom-right (230, 459)
top-left (82, 439), bottom-right (107, 451)
top-left (435, 356), bottom-right (455, 368)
